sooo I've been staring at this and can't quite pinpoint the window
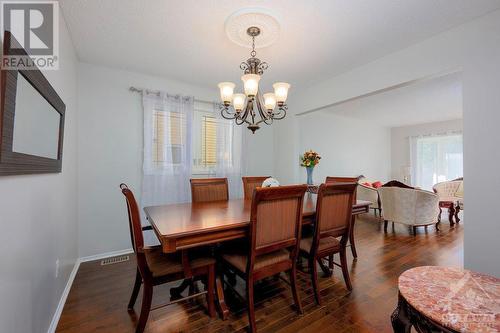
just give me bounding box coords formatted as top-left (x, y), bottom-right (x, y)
top-left (412, 133), bottom-right (463, 190)
top-left (152, 109), bottom-right (185, 166)
top-left (193, 112), bottom-right (217, 173)
top-left (151, 101), bottom-right (232, 175)
top-left (192, 101), bottom-right (222, 175)
top-left (201, 116), bottom-right (217, 166)
top-left (144, 94), bottom-right (243, 203)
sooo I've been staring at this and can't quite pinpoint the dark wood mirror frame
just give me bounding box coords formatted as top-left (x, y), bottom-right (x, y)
top-left (0, 31), bottom-right (66, 175)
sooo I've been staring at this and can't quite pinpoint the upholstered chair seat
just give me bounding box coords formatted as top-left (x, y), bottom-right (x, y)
top-left (300, 236), bottom-right (340, 253)
top-left (222, 249), bottom-right (290, 272)
top-left (437, 196), bottom-right (461, 202)
top-left (433, 179), bottom-right (463, 205)
top-left (144, 247), bottom-right (216, 278)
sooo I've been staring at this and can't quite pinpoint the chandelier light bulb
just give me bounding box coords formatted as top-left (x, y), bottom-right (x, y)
top-left (218, 82), bottom-right (235, 105)
top-left (241, 74), bottom-right (260, 97)
top-left (273, 82), bottom-right (290, 105)
top-left (263, 93), bottom-right (276, 111)
top-left (232, 93), bottom-right (246, 111)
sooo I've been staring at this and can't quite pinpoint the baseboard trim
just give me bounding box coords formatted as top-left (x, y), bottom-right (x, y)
top-left (47, 259), bottom-right (81, 333)
top-left (47, 248), bottom-right (134, 333)
top-left (79, 248), bottom-right (134, 263)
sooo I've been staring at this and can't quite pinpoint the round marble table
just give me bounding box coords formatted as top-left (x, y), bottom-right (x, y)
top-left (392, 266), bottom-right (500, 333)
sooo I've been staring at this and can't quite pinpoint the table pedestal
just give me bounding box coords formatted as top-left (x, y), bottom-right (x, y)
top-left (393, 266), bottom-right (499, 333)
top-left (392, 292), bottom-right (458, 333)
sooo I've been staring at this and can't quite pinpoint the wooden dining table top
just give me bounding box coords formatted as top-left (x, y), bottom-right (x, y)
top-left (144, 193), bottom-right (371, 253)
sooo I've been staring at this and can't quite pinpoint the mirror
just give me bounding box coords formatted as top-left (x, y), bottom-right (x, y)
top-left (0, 30), bottom-right (66, 176)
top-left (12, 73), bottom-right (61, 159)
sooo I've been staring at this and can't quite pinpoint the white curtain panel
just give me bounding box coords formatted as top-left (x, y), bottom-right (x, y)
top-left (212, 102), bottom-right (245, 198)
top-left (409, 132), bottom-right (463, 190)
top-left (141, 92), bottom-right (194, 208)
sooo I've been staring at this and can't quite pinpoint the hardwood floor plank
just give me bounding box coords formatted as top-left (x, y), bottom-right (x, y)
top-left (57, 213), bottom-right (462, 332)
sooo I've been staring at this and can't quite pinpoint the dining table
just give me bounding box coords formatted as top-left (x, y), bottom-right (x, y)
top-left (144, 193), bottom-right (371, 319)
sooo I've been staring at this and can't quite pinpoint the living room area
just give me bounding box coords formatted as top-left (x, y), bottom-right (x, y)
top-left (292, 71), bottom-right (464, 234)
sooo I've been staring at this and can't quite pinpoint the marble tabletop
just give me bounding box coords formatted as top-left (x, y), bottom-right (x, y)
top-left (399, 266), bottom-right (500, 332)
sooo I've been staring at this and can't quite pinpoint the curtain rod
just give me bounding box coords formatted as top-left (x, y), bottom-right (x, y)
top-left (129, 86), bottom-right (213, 104)
top-left (406, 130), bottom-right (463, 139)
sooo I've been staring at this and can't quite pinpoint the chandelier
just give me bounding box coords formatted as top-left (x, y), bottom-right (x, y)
top-left (217, 27), bottom-right (290, 133)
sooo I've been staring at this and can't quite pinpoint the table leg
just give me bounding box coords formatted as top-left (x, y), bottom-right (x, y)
top-left (448, 204), bottom-right (455, 225)
top-left (349, 215), bottom-right (358, 258)
top-left (455, 205), bottom-right (461, 223)
top-left (391, 293), bottom-right (412, 333)
top-left (215, 276), bottom-right (229, 320)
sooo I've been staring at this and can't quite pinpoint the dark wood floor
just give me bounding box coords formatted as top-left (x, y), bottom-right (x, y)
top-left (57, 213), bottom-right (463, 333)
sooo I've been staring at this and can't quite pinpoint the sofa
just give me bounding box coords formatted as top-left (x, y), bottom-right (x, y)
top-left (357, 177), bottom-right (382, 216)
top-left (432, 178), bottom-right (463, 224)
top-left (378, 181), bottom-right (440, 234)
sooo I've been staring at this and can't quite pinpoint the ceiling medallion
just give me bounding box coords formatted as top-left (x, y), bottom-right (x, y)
top-left (218, 25), bottom-right (289, 133)
top-left (224, 8), bottom-right (281, 49)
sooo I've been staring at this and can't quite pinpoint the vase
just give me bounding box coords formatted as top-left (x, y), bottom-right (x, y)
top-left (306, 166), bottom-right (314, 185)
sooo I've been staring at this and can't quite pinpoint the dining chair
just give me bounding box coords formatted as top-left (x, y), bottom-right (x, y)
top-left (242, 176), bottom-right (270, 200)
top-left (220, 184), bottom-right (308, 333)
top-left (299, 183), bottom-right (356, 305)
top-left (120, 184), bottom-right (216, 333)
top-left (325, 175), bottom-right (363, 188)
top-left (190, 177), bottom-right (229, 202)
top-left (324, 176), bottom-right (361, 258)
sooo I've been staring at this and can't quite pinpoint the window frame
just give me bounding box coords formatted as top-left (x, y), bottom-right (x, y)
top-left (151, 101), bottom-right (227, 176)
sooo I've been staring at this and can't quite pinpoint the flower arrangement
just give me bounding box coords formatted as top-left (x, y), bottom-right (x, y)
top-left (300, 149), bottom-right (321, 168)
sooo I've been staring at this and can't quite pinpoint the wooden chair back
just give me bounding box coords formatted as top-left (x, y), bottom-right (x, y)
top-left (325, 176), bottom-right (363, 183)
top-left (325, 175), bottom-right (362, 201)
top-left (249, 185), bottom-right (307, 265)
top-left (120, 183), bottom-right (144, 253)
top-left (190, 178), bottom-right (229, 202)
top-left (242, 176), bottom-right (270, 200)
top-left (314, 183), bottom-right (356, 241)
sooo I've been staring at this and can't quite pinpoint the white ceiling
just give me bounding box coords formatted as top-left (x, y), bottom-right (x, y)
top-left (59, 0), bottom-right (500, 91)
top-left (321, 72), bottom-right (463, 127)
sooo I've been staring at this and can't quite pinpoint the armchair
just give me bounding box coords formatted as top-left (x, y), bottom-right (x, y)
top-left (432, 178), bottom-right (463, 224)
top-left (378, 181), bottom-right (440, 235)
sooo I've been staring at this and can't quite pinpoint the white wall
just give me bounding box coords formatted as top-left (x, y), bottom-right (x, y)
top-left (0, 15), bottom-right (79, 333)
top-left (276, 10), bottom-right (500, 276)
top-left (462, 13), bottom-right (500, 277)
top-left (244, 125), bottom-right (274, 177)
top-left (77, 63), bottom-right (274, 257)
top-left (391, 119), bottom-right (463, 180)
top-left (294, 111), bottom-right (391, 184)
